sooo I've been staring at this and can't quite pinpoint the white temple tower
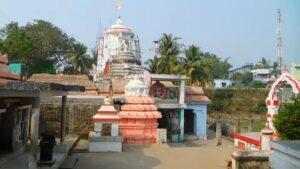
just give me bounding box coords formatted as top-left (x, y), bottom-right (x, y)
top-left (94, 17), bottom-right (143, 82)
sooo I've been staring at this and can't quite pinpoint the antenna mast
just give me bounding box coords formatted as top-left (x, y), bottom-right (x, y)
top-left (277, 9), bottom-right (283, 71)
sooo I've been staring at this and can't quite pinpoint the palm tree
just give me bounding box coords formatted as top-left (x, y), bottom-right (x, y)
top-left (144, 55), bottom-right (159, 73)
top-left (177, 45), bottom-right (209, 86)
top-left (154, 33), bottom-right (182, 74)
top-left (67, 43), bottom-right (92, 75)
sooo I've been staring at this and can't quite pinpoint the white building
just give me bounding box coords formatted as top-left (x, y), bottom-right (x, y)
top-left (251, 69), bottom-right (276, 84)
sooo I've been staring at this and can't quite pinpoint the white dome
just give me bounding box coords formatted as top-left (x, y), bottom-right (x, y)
top-left (107, 17), bottom-right (132, 33)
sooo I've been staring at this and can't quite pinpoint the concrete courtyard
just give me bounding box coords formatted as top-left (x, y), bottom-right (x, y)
top-left (68, 135), bottom-right (236, 169)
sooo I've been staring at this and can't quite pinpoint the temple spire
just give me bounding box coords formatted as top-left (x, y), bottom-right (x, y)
top-left (116, 16), bottom-right (123, 25)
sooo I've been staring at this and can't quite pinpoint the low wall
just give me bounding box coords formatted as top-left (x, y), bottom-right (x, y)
top-left (204, 88), bottom-right (269, 118)
top-left (231, 150), bottom-right (270, 169)
top-left (269, 141), bottom-right (300, 169)
top-left (40, 96), bottom-right (103, 136)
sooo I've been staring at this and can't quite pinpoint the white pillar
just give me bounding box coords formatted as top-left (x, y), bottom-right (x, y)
top-left (260, 127), bottom-right (274, 150)
top-left (30, 97), bottom-right (40, 148)
top-left (94, 122), bottom-right (102, 135)
top-left (29, 97), bottom-right (40, 169)
top-left (111, 123), bottom-right (119, 136)
top-left (179, 80), bottom-right (185, 104)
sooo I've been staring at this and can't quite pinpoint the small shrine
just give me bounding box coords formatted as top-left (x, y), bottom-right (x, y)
top-left (88, 97), bottom-right (123, 152)
top-left (119, 76), bottom-right (162, 143)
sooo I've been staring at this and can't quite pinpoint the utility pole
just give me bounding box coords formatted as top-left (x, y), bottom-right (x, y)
top-left (277, 9), bottom-right (283, 72)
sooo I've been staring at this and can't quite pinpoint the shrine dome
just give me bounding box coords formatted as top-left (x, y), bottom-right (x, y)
top-left (107, 17), bottom-right (132, 33)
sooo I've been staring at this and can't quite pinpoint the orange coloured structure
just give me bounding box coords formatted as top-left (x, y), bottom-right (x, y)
top-left (0, 52), bottom-right (20, 80)
top-left (119, 97), bottom-right (162, 143)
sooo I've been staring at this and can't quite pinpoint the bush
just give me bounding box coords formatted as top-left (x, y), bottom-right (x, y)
top-left (250, 80), bottom-right (265, 88)
top-left (273, 96), bottom-right (300, 140)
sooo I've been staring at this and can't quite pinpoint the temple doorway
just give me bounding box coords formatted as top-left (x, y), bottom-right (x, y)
top-left (0, 106), bottom-right (30, 153)
top-left (184, 109), bottom-right (195, 134)
top-left (0, 110), bottom-right (13, 153)
top-left (157, 109), bottom-right (180, 140)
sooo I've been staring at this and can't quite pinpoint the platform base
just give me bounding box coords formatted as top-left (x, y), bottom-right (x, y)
top-left (88, 132), bottom-right (123, 152)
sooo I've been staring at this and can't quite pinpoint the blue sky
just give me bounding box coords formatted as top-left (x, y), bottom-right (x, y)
top-left (0, 0), bottom-right (299, 67)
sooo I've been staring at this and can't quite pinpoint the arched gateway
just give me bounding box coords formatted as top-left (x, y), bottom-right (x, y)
top-left (265, 71), bottom-right (300, 132)
top-left (233, 70), bottom-right (300, 150)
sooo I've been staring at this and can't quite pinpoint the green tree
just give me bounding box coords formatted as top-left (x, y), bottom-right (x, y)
top-left (201, 54), bottom-right (231, 80)
top-left (273, 96), bottom-right (300, 140)
top-left (176, 45), bottom-right (209, 85)
top-left (153, 33), bottom-right (181, 74)
top-left (255, 57), bottom-right (270, 69)
top-left (25, 20), bottom-right (73, 69)
top-left (145, 34), bottom-right (231, 86)
top-left (144, 55), bottom-right (159, 73)
top-left (0, 22), bottom-right (36, 65)
top-left (232, 71), bottom-right (253, 87)
top-left (67, 43), bottom-right (92, 75)
top-left (250, 80), bottom-right (265, 88)
top-left (0, 20), bottom-right (77, 73)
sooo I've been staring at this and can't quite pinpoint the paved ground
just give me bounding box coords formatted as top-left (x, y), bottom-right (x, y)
top-left (69, 135), bottom-right (236, 169)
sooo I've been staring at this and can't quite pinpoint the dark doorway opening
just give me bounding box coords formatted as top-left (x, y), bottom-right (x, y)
top-left (158, 109), bottom-right (180, 140)
top-left (0, 109), bottom-right (14, 153)
top-left (184, 109), bottom-right (194, 134)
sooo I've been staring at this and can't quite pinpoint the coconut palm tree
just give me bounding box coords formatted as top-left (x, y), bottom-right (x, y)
top-left (144, 55), bottom-right (159, 73)
top-left (177, 45), bottom-right (209, 86)
top-left (153, 33), bottom-right (182, 74)
top-left (67, 43), bottom-right (92, 75)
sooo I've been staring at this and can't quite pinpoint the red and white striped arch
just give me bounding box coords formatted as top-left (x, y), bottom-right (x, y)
top-left (267, 73), bottom-right (300, 100)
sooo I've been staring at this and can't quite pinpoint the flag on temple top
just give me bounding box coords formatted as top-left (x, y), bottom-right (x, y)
top-left (115, 1), bottom-right (123, 10)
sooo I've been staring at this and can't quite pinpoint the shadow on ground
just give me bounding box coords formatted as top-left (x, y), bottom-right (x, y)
top-left (70, 142), bottom-right (161, 169)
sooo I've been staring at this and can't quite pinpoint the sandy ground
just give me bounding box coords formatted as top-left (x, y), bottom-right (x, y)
top-left (69, 132), bottom-right (236, 169)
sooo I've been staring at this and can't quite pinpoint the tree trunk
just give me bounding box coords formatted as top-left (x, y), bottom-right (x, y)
top-left (248, 118), bottom-right (253, 132)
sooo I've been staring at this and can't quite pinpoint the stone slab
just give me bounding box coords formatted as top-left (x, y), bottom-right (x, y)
top-left (88, 132), bottom-right (123, 142)
top-left (1, 82), bottom-right (84, 92)
top-left (269, 140), bottom-right (300, 169)
top-left (88, 142), bottom-right (122, 152)
top-left (59, 156), bottom-right (79, 169)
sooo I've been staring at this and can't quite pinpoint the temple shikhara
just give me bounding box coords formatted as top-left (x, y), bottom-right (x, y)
top-left (94, 17), bottom-right (144, 81)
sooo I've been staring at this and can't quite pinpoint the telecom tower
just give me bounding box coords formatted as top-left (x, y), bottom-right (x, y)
top-left (277, 9), bottom-right (283, 71)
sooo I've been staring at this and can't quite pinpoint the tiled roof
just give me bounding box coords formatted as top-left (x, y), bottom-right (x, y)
top-left (185, 86), bottom-right (204, 95)
top-left (151, 81), bottom-right (175, 88)
top-left (29, 74), bottom-right (96, 90)
top-left (97, 78), bottom-right (210, 103)
top-left (184, 86), bottom-right (210, 103)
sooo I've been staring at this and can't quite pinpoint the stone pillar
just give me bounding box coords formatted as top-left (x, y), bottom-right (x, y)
top-left (216, 120), bottom-right (222, 146)
top-left (111, 123), bottom-right (119, 136)
top-left (30, 97), bottom-right (40, 148)
top-left (60, 96), bottom-right (67, 143)
top-left (179, 80), bottom-right (185, 104)
top-left (248, 118), bottom-right (253, 132)
top-left (29, 97), bottom-right (40, 169)
top-left (94, 122), bottom-right (102, 135)
top-left (259, 127), bottom-right (274, 150)
top-left (179, 108), bottom-right (185, 142)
